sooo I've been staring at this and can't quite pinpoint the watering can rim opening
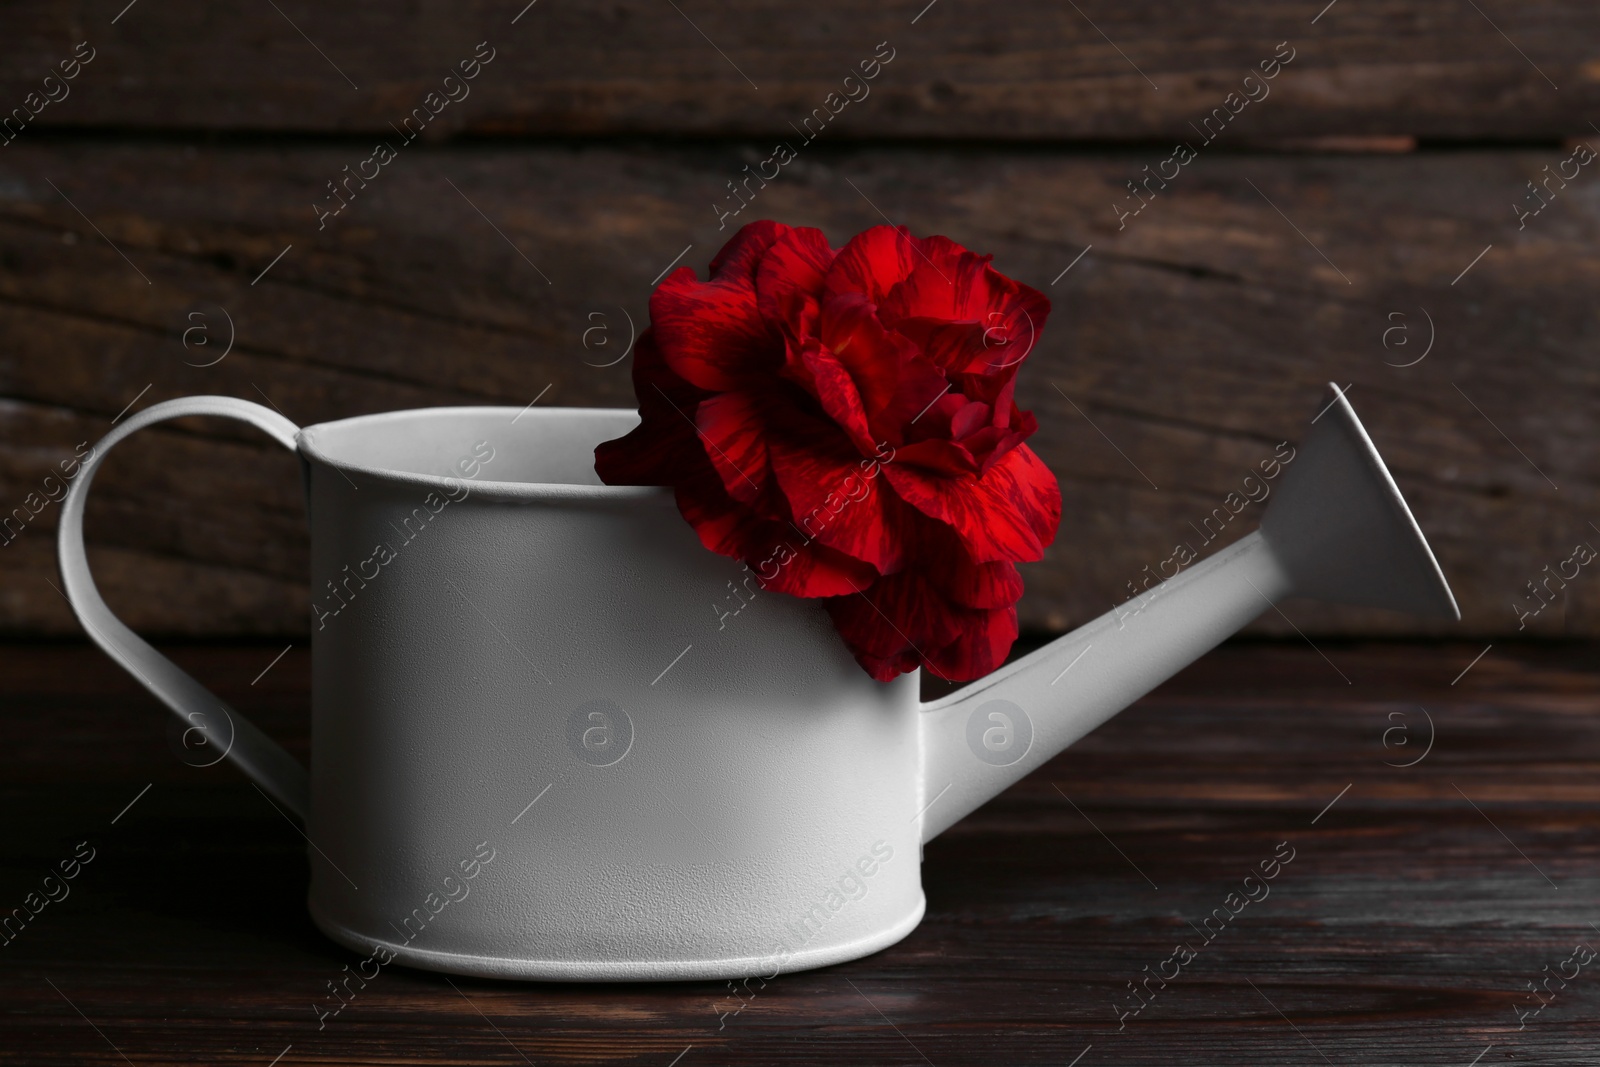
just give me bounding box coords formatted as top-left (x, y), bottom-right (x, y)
top-left (298, 404), bottom-right (667, 504)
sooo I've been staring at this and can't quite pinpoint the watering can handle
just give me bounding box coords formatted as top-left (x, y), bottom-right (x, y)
top-left (56, 396), bottom-right (311, 818)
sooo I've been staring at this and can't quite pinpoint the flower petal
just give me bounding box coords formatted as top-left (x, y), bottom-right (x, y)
top-left (887, 438), bottom-right (978, 476)
top-left (594, 331), bottom-right (706, 487)
top-left (924, 602), bottom-right (1018, 681)
top-left (824, 225), bottom-right (922, 306)
top-left (694, 390), bottom-right (774, 505)
top-left (796, 339), bottom-right (877, 456)
top-left (660, 425), bottom-right (879, 599)
top-left (710, 219), bottom-right (791, 278)
top-left (680, 485), bottom-right (879, 599)
top-left (755, 538), bottom-right (881, 599)
top-left (825, 571), bottom-right (961, 661)
top-left (882, 235), bottom-right (1043, 322)
top-left (757, 225), bottom-right (835, 334)
top-left (881, 443), bottom-right (1060, 563)
top-left (883, 238), bottom-right (1051, 378)
top-left (823, 569), bottom-right (1017, 682)
top-left (651, 223), bottom-right (791, 392)
top-left (926, 556), bottom-right (1023, 611)
top-left (766, 420), bottom-right (907, 575)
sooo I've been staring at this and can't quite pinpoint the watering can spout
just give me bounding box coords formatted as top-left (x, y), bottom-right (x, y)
top-left (916, 384), bottom-right (1458, 842)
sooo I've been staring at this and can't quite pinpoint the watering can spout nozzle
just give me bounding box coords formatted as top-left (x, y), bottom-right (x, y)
top-left (916, 383), bottom-right (1458, 842)
top-left (1258, 384), bottom-right (1459, 623)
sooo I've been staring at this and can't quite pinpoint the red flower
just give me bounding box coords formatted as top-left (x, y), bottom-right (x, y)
top-left (595, 221), bottom-right (1060, 682)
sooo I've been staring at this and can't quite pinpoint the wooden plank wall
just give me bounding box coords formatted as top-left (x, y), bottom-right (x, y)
top-left (0, 1), bottom-right (1596, 639)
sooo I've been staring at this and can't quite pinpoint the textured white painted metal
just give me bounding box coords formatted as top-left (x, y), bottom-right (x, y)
top-left (56, 384), bottom-right (1457, 980)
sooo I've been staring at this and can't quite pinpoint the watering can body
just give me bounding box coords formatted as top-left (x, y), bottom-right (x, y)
top-left (56, 386), bottom-right (1456, 980)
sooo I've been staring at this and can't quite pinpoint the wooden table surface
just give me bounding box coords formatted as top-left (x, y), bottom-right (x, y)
top-left (1, 639), bottom-right (1597, 1065)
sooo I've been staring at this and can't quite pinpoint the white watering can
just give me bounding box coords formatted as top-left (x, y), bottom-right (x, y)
top-left (57, 383), bottom-right (1456, 980)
